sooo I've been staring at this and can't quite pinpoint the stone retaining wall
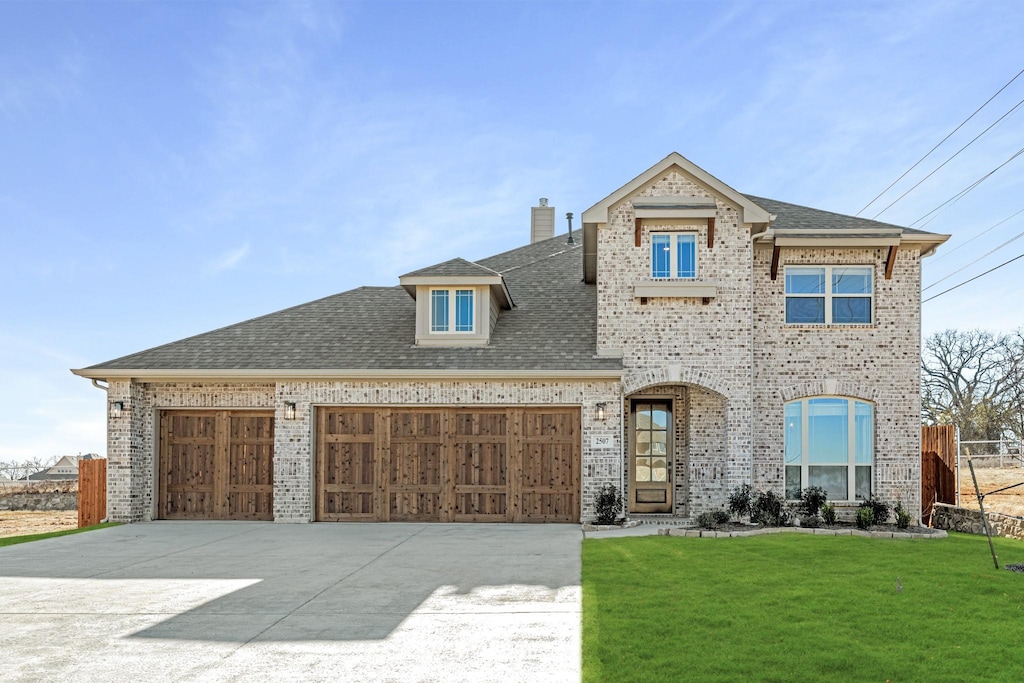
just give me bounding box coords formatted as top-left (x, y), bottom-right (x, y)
top-left (0, 492), bottom-right (78, 511)
top-left (931, 503), bottom-right (1024, 540)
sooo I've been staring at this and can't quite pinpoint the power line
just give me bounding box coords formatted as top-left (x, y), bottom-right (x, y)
top-left (923, 226), bottom-right (1024, 290)
top-left (870, 94), bottom-right (1024, 220)
top-left (928, 207), bottom-right (1024, 263)
top-left (922, 251), bottom-right (1024, 303)
top-left (856, 67), bottom-right (1024, 216)
top-left (908, 144), bottom-right (1024, 227)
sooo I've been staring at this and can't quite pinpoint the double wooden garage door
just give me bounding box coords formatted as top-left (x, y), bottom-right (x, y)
top-left (158, 406), bottom-right (580, 523)
top-left (316, 407), bottom-right (581, 522)
top-left (158, 411), bottom-right (274, 520)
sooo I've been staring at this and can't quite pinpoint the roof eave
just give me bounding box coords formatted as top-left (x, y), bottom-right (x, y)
top-left (71, 368), bottom-right (623, 382)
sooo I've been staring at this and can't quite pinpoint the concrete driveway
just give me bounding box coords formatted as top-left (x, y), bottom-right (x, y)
top-left (0, 522), bottom-right (581, 682)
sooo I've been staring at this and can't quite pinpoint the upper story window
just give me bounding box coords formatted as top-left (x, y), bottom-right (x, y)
top-left (430, 288), bottom-right (474, 333)
top-left (785, 396), bottom-right (873, 502)
top-left (651, 233), bottom-right (697, 279)
top-left (785, 266), bottom-right (872, 324)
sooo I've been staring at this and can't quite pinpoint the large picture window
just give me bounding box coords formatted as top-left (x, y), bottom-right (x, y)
top-left (430, 288), bottom-right (474, 333)
top-left (784, 397), bottom-right (873, 501)
top-left (785, 266), bottom-right (872, 324)
top-left (651, 233), bottom-right (697, 279)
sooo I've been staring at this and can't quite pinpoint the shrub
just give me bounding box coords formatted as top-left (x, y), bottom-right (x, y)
top-left (696, 509), bottom-right (731, 529)
top-left (860, 496), bottom-right (891, 526)
top-left (799, 514), bottom-right (821, 528)
top-left (750, 490), bottom-right (791, 527)
top-left (595, 483), bottom-right (623, 525)
top-left (798, 486), bottom-right (828, 518)
top-left (856, 506), bottom-right (874, 530)
top-left (821, 503), bottom-right (837, 526)
top-left (727, 484), bottom-right (753, 520)
top-left (894, 501), bottom-right (912, 529)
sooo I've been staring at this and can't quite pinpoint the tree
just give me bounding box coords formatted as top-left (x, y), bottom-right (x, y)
top-left (921, 329), bottom-right (1020, 443)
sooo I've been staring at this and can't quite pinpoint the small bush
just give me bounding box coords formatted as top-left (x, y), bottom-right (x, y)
top-left (821, 503), bottom-right (837, 526)
top-left (894, 501), bottom-right (912, 529)
top-left (799, 514), bottom-right (821, 528)
top-left (696, 509), bottom-right (731, 529)
top-left (750, 490), bottom-right (791, 527)
top-left (595, 483), bottom-right (623, 525)
top-left (856, 506), bottom-right (874, 530)
top-left (727, 484), bottom-right (753, 520)
top-left (860, 496), bottom-right (891, 526)
top-left (798, 486), bottom-right (828, 518)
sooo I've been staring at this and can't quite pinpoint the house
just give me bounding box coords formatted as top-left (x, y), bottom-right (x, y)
top-left (25, 453), bottom-right (102, 480)
top-left (72, 153), bottom-right (948, 524)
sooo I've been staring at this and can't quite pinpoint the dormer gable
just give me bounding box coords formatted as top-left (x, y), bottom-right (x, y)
top-left (580, 152), bottom-right (772, 284)
top-left (398, 258), bottom-right (514, 347)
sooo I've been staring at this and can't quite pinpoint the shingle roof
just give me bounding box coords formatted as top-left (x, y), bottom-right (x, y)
top-left (745, 195), bottom-right (931, 235)
top-left (80, 193), bottom-right (943, 376)
top-left (400, 257), bottom-right (501, 278)
top-left (84, 230), bottom-right (620, 373)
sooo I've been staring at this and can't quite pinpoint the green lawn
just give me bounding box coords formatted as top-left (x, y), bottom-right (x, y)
top-left (0, 523), bottom-right (119, 548)
top-left (583, 533), bottom-right (1024, 683)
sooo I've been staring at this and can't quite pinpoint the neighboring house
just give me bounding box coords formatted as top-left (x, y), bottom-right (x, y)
top-left (26, 453), bottom-right (101, 480)
top-left (73, 153), bottom-right (948, 524)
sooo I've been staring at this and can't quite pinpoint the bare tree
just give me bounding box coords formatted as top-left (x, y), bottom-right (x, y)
top-left (921, 329), bottom-right (1020, 443)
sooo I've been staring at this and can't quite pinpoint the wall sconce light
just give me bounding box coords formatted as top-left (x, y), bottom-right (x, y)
top-left (595, 402), bottom-right (608, 421)
top-left (284, 401), bottom-right (297, 420)
top-left (110, 401), bottom-right (124, 418)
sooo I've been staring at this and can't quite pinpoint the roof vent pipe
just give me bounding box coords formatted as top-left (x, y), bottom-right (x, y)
top-left (531, 198), bottom-right (555, 243)
top-left (566, 212), bottom-right (575, 245)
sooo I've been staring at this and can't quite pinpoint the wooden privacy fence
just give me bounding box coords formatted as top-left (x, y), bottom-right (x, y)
top-left (78, 458), bottom-right (106, 527)
top-left (921, 425), bottom-right (957, 526)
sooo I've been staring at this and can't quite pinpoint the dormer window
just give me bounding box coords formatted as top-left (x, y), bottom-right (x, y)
top-left (430, 288), bottom-right (475, 333)
top-left (651, 233), bottom-right (697, 279)
top-left (399, 257), bottom-right (514, 347)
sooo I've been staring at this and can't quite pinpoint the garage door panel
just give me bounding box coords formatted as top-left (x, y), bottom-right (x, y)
top-left (323, 491), bottom-right (375, 518)
top-left (326, 442), bottom-right (374, 487)
top-left (390, 491), bottom-right (441, 521)
top-left (316, 406), bottom-right (579, 523)
top-left (159, 411), bottom-right (274, 521)
top-left (390, 442), bottom-right (442, 487)
top-left (453, 489), bottom-right (507, 520)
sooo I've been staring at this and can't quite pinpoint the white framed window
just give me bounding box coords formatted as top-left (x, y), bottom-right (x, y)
top-left (651, 232), bottom-right (697, 279)
top-left (784, 396), bottom-right (873, 501)
top-left (430, 288), bottom-right (474, 333)
top-left (785, 266), bottom-right (873, 324)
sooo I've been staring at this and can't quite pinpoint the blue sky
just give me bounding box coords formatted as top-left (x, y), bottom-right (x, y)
top-left (2, 0), bottom-right (1023, 462)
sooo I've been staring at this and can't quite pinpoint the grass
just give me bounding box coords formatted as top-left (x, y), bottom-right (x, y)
top-left (0, 522), bottom-right (119, 548)
top-left (583, 533), bottom-right (1024, 683)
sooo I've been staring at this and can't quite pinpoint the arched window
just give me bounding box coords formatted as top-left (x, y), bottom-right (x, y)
top-left (784, 397), bottom-right (873, 501)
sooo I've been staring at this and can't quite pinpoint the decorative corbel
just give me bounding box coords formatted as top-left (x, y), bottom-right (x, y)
top-left (884, 244), bottom-right (899, 280)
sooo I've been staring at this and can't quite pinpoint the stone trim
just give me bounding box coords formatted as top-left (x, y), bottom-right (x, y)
top-left (777, 379), bottom-right (880, 403)
top-left (658, 527), bottom-right (947, 539)
top-left (623, 365), bottom-right (732, 398)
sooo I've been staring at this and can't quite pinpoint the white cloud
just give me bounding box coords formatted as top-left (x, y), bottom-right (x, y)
top-left (210, 242), bottom-right (251, 272)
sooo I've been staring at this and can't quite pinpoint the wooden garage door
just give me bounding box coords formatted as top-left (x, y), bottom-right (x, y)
top-left (159, 410), bottom-right (274, 520)
top-left (316, 407), bottom-right (579, 523)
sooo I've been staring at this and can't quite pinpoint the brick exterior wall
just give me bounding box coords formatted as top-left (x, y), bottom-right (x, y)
top-left (752, 245), bottom-right (923, 519)
top-left (598, 170), bottom-right (753, 517)
top-left (105, 379), bottom-right (620, 523)
top-left (101, 165), bottom-right (925, 525)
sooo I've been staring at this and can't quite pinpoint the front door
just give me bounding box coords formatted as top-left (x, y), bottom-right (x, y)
top-left (631, 401), bottom-right (672, 513)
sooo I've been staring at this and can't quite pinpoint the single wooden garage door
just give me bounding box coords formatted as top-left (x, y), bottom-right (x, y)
top-left (316, 407), bottom-right (580, 522)
top-left (159, 410), bottom-right (274, 520)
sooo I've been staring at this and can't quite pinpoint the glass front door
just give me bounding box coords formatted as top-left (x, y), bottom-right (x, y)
top-left (631, 401), bottom-right (672, 513)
